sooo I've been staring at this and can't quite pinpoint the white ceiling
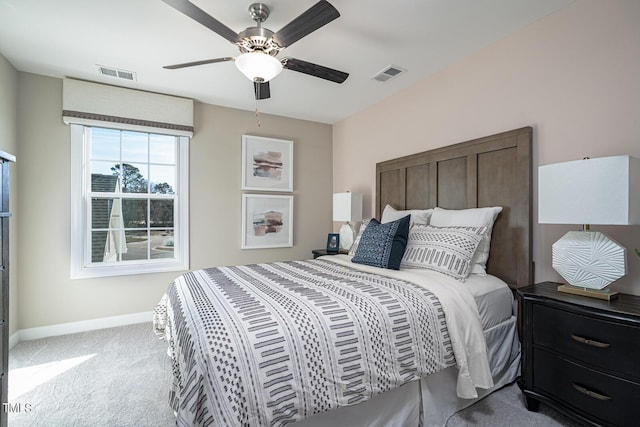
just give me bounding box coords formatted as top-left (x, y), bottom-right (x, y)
top-left (0, 0), bottom-right (574, 124)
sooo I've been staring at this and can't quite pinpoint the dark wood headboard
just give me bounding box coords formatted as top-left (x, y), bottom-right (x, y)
top-left (376, 127), bottom-right (532, 288)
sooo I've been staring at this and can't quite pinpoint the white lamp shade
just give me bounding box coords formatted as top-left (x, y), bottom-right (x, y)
top-left (235, 52), bottom-right (283, 82)
top-left (538, 155), bottom-right (640, 225)
top-left (333, 192), bottom-right (363, 222)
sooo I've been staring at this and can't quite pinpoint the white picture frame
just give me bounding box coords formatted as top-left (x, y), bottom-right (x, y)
top-left (241, 135), bottom-right (293, 192)
top-left (242, 194), bottom-right (294, 249)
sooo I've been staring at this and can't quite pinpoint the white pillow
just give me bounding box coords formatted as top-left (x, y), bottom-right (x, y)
top-left (400, 225), bottom-right (486, 280)
top-left (381, 204), bottom-right (433, 226)
top-left (348, 219), bottom-right (371, 256)
top-left (429, 206), bottom-right (502, 275)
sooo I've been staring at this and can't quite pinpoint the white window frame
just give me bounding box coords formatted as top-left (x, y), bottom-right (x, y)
top-left (70, 124), bottom-right (189, 279)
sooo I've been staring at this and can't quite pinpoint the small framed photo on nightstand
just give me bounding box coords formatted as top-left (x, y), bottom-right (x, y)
top-left (326, 233), bottom-right (340, 253)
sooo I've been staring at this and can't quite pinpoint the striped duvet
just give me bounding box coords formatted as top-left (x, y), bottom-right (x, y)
top-left (153, 258), bottom-right (476, 426)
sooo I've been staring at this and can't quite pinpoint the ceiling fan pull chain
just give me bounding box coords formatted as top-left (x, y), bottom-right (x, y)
top-left (255, 99), bottom-right (261, 127)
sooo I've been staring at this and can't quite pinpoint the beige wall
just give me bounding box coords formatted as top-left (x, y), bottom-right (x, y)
top-left (0, 54), bottom-right (18, 334)
top-left (16, 73), bottom-right (332, 329)
top-left (333, 0), bottom-right (640, 294)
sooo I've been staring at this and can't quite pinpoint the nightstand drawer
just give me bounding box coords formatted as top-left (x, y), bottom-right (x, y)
top-left (533, 303), bottom-right (640, 379)
top-left (534, 347), bottom-right (640, 427)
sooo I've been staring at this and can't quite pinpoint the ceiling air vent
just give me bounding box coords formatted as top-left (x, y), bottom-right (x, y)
top-left (371, 65), bottom-right (406, 82)
top-left (97, 65), bottom-right (137, 81)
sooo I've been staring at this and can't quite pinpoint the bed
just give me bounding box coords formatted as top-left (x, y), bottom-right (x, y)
top-left (153, 126), bottom-right (533, 426)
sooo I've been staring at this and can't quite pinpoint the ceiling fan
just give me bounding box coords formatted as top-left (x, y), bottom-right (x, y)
top-left (161, 0), bottom-right (349, 100)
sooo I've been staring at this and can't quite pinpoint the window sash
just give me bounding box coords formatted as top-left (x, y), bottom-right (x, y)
top-left (87, 196), bottom-right (175, 265)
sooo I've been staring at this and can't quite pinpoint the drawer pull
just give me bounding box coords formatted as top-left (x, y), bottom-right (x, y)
top-left (570, 334), bottom-right (610, 348)
top-left (572, 383), bottom-right (612, 401)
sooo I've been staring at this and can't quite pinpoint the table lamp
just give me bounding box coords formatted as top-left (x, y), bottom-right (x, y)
top-left (538, 155), bottom-right (640, 300)
top-left (333, 192), bottom-right (362, 251)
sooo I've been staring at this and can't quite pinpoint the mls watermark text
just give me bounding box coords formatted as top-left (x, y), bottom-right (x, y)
top-left (3, 402), bottom-right (33, 413)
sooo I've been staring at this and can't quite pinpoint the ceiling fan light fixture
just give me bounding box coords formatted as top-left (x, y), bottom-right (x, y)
top-left (235, 52), bottom-right (283, 82)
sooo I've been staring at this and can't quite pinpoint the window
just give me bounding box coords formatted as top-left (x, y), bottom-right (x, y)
top-left (71, 124), bottom-right (189, 278)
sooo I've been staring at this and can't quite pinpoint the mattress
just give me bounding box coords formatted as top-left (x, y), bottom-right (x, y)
top-left (461, 274), bottom-right (513, 330)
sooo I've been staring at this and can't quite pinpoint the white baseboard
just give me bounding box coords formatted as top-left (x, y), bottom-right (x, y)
top-left (8, 332), bottom-right (20, 350)
top-left (9, 311), bottom-right (154, 349)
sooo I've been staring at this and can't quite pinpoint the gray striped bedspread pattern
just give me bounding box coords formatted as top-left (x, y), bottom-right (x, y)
top-left (153, 259), bottom-right (455, 426)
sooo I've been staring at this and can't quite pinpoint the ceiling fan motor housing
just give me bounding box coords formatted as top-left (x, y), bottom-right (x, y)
top-left (237, 27), bottom-right (281, 56)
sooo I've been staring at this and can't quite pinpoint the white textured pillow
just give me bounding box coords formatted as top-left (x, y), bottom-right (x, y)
top-left (401, 225), bottom-right (486, 280)
top-left (429, 206), bottom-right (502, 275)
top-left (381, 205), bottom-right (433, 226)
top-left (348, 219), bottom-right (371, 256)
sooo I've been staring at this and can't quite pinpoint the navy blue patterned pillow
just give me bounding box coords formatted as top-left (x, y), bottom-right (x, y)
top-left (352, 215), bottom-right (410, 270)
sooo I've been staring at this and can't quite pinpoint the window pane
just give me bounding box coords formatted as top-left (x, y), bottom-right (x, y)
top-left (150, 134), bottom-right (175, 164)
top-left (150, 165), bottom-right (175, 194)
top-left (90, 165), bottom-right (119, 192)
top-left (91, 230), bottom-right (108, 263)
top-left (150, 199), bottom-right (174, 228)
top-left (92, 197), bottom-right (116, 229)
top-left (90, 226), bottom-right (128, 264)
top-left (91, 128), bottom-right (120, 161)
top-left (120, 163), bottom-right (149, 193)
top-left (123, 199), bottom-right (147, 228)
top-left (122, 230), bottom-right (148, 261)
top-left (151, 230), bottom-right (174, 259)
top-left (121, 131), bottom-right (148, 163)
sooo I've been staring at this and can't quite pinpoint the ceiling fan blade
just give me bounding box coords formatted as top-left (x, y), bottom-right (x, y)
top-left (254, 81), bottom-right (271, 100)
top-left (161, 0), bottom-right (240, 44)
top-left (163, 57), bottom-right (233, 70)
top-left (272, 0), bottom-right (339, 48)
top-left (282, 57), bottom-right (348, 83)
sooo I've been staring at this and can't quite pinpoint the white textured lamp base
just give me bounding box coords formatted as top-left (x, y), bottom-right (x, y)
top-left (552, 230), bottom-right (626, 292)
top-left (339, 222), bottom-right (356, 251)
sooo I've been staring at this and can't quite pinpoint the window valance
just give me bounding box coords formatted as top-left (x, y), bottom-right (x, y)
top-left (62, 78), bottom-right (194, 137)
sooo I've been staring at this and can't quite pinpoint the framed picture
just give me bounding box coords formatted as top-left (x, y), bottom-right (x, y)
top-left (326, 233), bottom-right (340, 253)
top-left (242, 194), bottom-right (294, 249)
top-left (241, 135), bottom-right (293, 192)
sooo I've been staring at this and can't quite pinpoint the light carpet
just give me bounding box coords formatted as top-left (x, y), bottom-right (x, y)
top-left (8, 322), bottom-right (580, 426)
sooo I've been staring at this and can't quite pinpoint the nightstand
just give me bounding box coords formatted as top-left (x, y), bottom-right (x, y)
top-left (517, 282), bottom-right (640, 427)
top-left (312, 249), bottom-right (343, 259)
